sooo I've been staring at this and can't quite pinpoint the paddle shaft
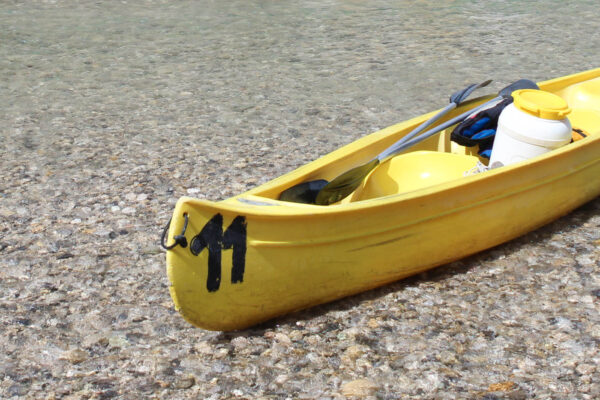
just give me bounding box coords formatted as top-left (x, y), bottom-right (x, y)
top-left (383, 103), bottom-right (457, 155)
top-left (377, 95), bottom-right (502, 162)
top-left (286, 78), bottom-right (535, 205)
top-left (314, 96), bottom-right (498, 205)
top-left (383, 80), bottom-right (492, 156)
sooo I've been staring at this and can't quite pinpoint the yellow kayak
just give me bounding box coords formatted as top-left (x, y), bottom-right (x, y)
top-left (164, 68), bottom-right (600, 331)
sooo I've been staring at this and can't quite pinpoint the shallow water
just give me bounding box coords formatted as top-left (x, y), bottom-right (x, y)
top-left (2, 1), bottom-right (599, 131)
top-left (2, 1), bottom-right (598, 191)
top-left (1, 1), bottom-right (599, 399)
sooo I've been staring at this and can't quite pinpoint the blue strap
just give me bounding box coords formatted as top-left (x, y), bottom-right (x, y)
top-left (462, 117), bottom-right (491, 138)
top-left (471, 128), bottom-right (496, 140)
top-left (478, 148), bottom-right (492, 158)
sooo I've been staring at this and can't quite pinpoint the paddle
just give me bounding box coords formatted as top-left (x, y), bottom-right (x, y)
top-left (278, 80), bottom-right (491, 204)
top-left (314, 79), bottom-right (539, 205)
top-left (390, 79), bottom-right (492, 148)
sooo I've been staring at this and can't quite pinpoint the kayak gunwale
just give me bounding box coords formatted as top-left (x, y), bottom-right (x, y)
top-left (169, 139), bottom-right (598, 249)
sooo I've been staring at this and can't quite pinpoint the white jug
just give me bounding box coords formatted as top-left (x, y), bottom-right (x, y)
top-left (489, 89), bottom-right (572, 168)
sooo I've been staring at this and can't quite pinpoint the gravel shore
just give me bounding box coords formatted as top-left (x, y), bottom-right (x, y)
top-left (1, 1), bottom-right (599, 398)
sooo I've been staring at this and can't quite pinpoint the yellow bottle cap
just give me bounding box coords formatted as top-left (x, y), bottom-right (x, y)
top-left (512, 89), bottom-right (571, 120)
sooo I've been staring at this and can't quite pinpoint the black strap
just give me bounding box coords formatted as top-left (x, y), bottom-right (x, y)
top-left (161, 213), bottom-right (189, 250)
top-left (451, 98), bottom-right (512, 147)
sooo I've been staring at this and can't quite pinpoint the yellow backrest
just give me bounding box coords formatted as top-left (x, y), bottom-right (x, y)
top-left (556, 77), bottom-right (600, 135)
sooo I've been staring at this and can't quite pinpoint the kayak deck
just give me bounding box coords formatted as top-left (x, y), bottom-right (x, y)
top-left (165, 68), bottom-right (600, 331)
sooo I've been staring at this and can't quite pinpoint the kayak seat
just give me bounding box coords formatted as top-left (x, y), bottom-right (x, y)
top-left (350, 151), bottom-right (479, 201)
top-left (560, 76), bottom-right (600, 110)
top-left (558, 77), bottom-right (600, 136)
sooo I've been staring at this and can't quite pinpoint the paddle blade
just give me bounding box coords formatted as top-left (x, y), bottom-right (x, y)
top-left (315, 159), bottom-right (380, 205)
top-left (279, 179), bottom-right (329, 204)
top-left (450, 79), bottom-right (492, 104)
top-left (499, 79), bottom-right (539, 98)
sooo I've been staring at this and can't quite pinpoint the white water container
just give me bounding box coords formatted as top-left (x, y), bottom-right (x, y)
top-left (489, 89), bottom-right (572, 168)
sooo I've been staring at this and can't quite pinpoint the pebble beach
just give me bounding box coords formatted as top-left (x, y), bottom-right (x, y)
top-left (1, 1), bottom-right (599, 398)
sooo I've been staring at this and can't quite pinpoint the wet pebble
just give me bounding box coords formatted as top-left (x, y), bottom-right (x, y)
top-left (174, 375), bottom-right (195, 389)
top-left (60, 349), bottom-right (89, 364)
top-left (340, 379), bottom-right (378, 398)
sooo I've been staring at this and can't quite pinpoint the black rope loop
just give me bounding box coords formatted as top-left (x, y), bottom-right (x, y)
top-left (161, 213), bottom-right (189, 250)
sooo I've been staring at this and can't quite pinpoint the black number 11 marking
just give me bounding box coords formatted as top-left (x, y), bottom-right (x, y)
top-left (189, 214), bottom-right (247, 292)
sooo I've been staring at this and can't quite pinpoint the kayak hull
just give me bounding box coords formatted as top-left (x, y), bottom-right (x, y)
top-left (166, 68), bottom-right (600, 331)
